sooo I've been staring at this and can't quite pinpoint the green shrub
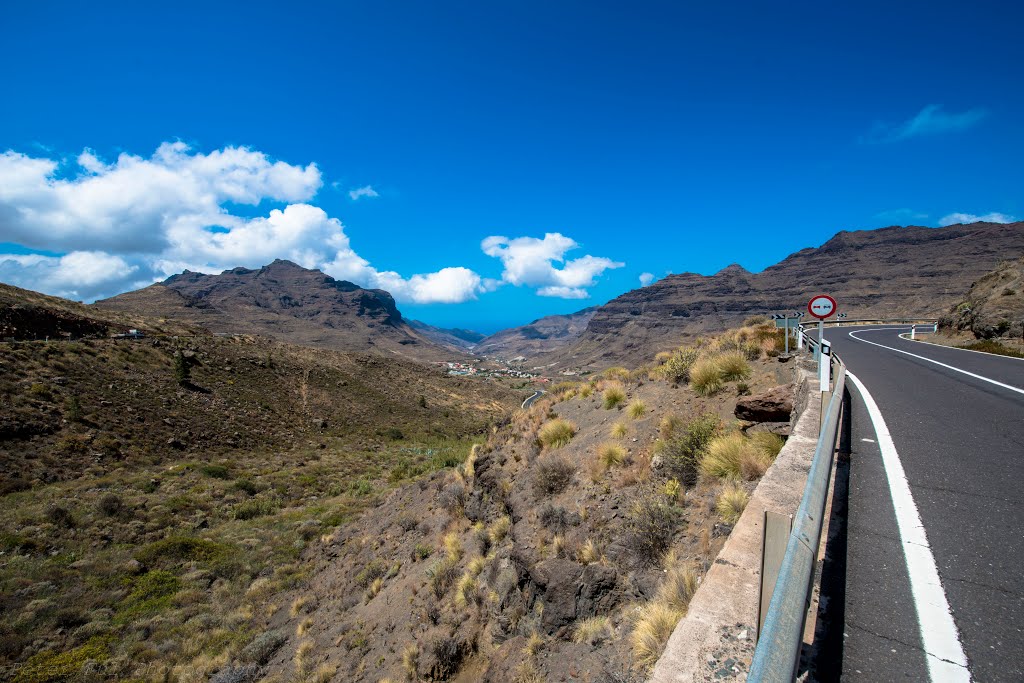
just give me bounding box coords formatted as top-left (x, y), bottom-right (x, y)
top-left (234, 479), bottom-right (260, 495)
top-left (538, 418), bottom-right (576, 449)
top-left (199, 463), bottom-right (231, 479)
top-left (355, 559), bottom-right (387, 588)
top-left (661, 413), bottom-right (719, 485)
top-left (63, 395), bottom-right (83, 422)
top-left (13, 638), bottom-right (110, 683)
top-left (662, 347), bottom-right (700, 383)
top-left (135, 536), bottom-right (230, 567)
top-left (233, 498), bottom-right (278, 520)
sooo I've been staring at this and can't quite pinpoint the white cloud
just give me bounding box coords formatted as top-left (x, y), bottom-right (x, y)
top-left (0, 143), bottom-right (492, 305)
top-left (480, 232), bottom-right (623, 299)
top-left (861, 105), bottom-right (987, 144)
top-left (0, 251), bottom-right (138, 300)
top-left (348, 185), bottom-right (380, 200)
top-left (938, 212), bottom-right (1017, 227)
top-left (639, 272), bottom-right (655, 287)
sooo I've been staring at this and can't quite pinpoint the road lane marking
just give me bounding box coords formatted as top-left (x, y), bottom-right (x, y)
top-left (849, 330), bottom-right (1024, 396)
top-left (847, 371), bottom-right (971, 682)
top-left (897, 333), bottom-right (1024, 362)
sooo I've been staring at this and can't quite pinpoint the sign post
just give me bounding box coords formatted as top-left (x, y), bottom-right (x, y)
top-left (807, 295), bottom-right (837, 392)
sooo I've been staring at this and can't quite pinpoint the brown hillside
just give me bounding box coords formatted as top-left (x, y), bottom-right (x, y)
top-left (939, 255), bottom-right (1024, 339)
top-left (94, 260), bottom-right (459, 362)
top-left (554, 221), bottom-right (1024, 368)
top-left (474, 307), bottom-right (598, 361)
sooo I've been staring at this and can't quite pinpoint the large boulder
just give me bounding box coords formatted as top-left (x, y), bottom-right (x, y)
top-left (735, 384), bottom-right (793, 422)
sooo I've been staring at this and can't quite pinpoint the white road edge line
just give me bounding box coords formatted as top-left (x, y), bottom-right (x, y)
top-left (849, 330), bottom-right (1024, 396)
top-left (895, 333), bottom-right (1024, 362)
top-left (847, 371), bottom-right (971, 682)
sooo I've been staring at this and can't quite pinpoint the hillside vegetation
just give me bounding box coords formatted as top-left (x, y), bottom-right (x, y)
top-left (0, 327), bottom-right (520, 681)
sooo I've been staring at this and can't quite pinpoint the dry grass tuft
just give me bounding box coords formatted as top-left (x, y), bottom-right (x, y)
top-left (751, 431), bottom-right (785, 460)
top-left (290, 594), bottom-right (313, 618)
top-left (597, 442), bottom-right (627, 470)
top-left (443, 532), bottom-right (463, 561)
top-left (523, 631), bottom-right (545, 657)
top-left (631, 603), bottom-right (684, 670)
top-left (573, 615), bottom-right (613, 645)
top-left (716, 483), bottom-right (749, 524)
top-left (602, 384), bottom-right (627, 409)
top-left (627, 399), bottom-right (647, 419)
top-left (488, 516), bottom-right (511, 544)
top-left (689, 358), bottom-right (723, 396)
top-left (538, 418), bottom-right (577, 449)
top-left (610, 421), bottom-right (628, 439)
top-left (700, 432), bottom-right (771, 480)
top-left (577, 538), bottom-right (604, 564)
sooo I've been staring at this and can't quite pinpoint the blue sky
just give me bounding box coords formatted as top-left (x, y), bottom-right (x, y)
top-left (0, 1), bottom-right (1021, 332)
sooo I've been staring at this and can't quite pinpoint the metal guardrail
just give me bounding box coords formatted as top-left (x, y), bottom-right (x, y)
top-left (747, 348), bottom-right (846, 682)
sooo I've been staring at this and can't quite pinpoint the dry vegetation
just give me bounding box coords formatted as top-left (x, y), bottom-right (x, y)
top-left (0, 316), bottom-right (794, 682)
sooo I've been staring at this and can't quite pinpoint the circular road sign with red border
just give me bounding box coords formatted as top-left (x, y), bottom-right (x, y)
top-left (807, 294), bottom-right (837, 319)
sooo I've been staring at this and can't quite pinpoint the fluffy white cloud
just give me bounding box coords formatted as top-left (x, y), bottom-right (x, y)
top-left (639, 272), bottom-right (655, 286)
top-left (938, 212), bottom-right (1017, 227)
top-left (480, 233), bottom-right (623, 299)
top-left (348, 185), bottom-right (380, 200)
top-left (0, 143), bottom-right (493, 305)
top-left (0, 251), bottom-right (139, 300)
top-left (861, 104), bottom-right (987, 144)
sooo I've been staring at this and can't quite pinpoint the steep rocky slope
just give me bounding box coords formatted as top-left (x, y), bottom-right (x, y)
top-left (939, 255), bottom-right (1024, 339)
top-left (556, 221), bottom-right (1024, 368)
top-left (94, 260), bottom-right (457, 361)
top-left (408, 320), bottom-right (486, 353)
top-left (474, 307), bottom-right (598, 360)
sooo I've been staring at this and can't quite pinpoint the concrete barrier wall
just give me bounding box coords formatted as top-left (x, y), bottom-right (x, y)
top-left (649, 359), bottom-right (821, 682)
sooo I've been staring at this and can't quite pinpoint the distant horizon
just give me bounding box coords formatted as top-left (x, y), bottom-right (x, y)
top-left (1, 2), bottom-right (1021, 330)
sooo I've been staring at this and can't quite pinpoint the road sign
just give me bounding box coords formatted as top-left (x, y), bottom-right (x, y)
top-left (775, 318), bottom-right (800, 328)
top-left (837, 313), bottom-right (848, 319)
top-left (807, 295), bottom-right (837, 320)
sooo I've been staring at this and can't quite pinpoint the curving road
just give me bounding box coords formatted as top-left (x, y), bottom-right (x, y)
top-left (521, 389), bottom-right (545, 410)
top-left (814, 325), bottom-right (1024, 682)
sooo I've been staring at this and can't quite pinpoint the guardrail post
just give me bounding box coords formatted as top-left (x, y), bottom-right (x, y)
top-left (911, 325), bottom-right (916, 340)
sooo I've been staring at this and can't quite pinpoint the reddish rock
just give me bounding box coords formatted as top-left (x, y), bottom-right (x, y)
top-left (735, 385), bottom-right (794, 422)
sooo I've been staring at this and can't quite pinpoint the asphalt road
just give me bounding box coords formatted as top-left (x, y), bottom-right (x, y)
top-left (521, 389), bottom-right (545, 410)
top-left (814, 325), bottom-right (1024, 682)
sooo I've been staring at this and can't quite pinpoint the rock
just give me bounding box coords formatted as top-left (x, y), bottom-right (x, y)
top-left (166, 438), bottom-right (185, 449)
top-left (745, 421), bottom-right (791, 436)
top-left (735, 385), bottom-right (793, 422)
top-left (123, 559), bottom-right (144, 574)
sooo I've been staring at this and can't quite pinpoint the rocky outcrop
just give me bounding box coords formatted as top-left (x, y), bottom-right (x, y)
top-left (554, 221), bottom-right (1024, 367)
top-left (939, 255), bottom-right (1024, 339)
top-left (735, 384), bottom-right (794, 422)
top-left (95, 260), bottom-right (456, 360)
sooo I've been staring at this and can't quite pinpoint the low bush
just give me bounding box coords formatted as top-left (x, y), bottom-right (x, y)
top-left (661, 347), bottom-right (700, 383)
top-left (624, 495), bottom-right (682, 565)
top-left (532, 456), bottom-right (576, 496)
top-left (199, 463), bottom-right (231, 479)
top-left (539, 418), bottom-right (576, 449)
top-left (661, 413), bottom-right (719, 485)
top-left (135, 536), bottom-right (230, 568)
top-left (233, 498), bottom-right (278, 520)
top-left (96, 493), bottom-right (124, 517)
top-left (438, 482), bottom-right (467, 514)
top-left (538, 504), bottom-right (576, 532)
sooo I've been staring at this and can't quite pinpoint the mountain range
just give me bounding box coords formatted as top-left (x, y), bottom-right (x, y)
top-left (66, 220), bottom-right (1024, 369)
